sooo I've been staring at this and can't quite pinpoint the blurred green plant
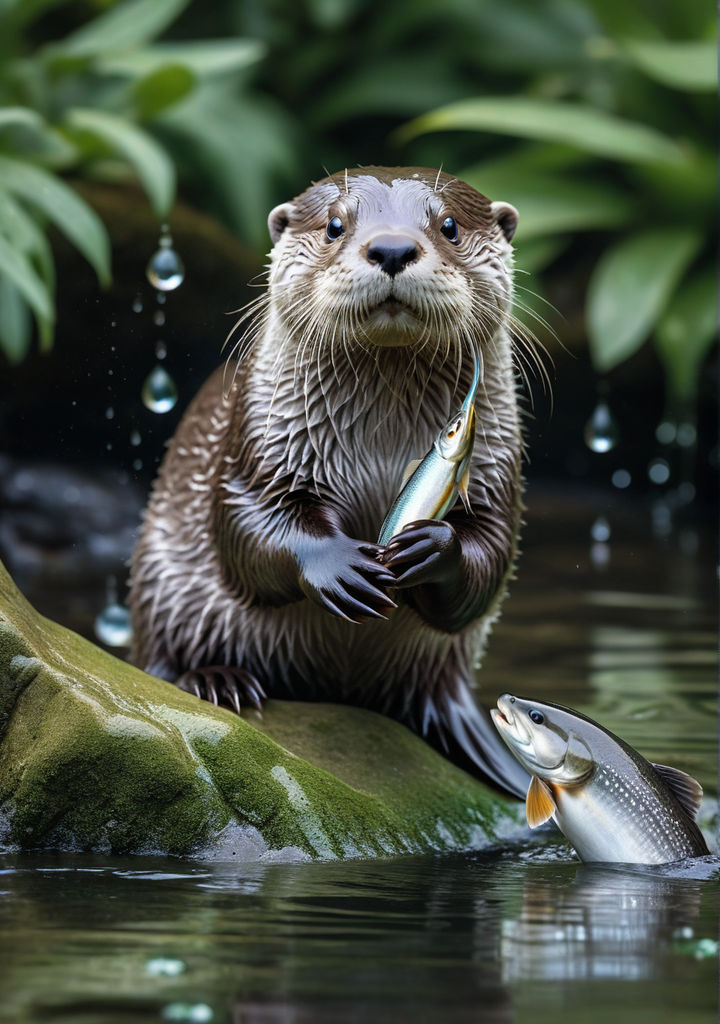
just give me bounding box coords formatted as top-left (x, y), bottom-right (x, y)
top-left (0, 0), bottom-right (268, 362)
top-left (394, 3), bottom-right (715, 410)
top-left (0, 0), bottom-right (715, 416)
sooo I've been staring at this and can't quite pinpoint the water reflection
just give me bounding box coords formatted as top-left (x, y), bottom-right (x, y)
top-left (0, 850), bottom-right (716, 1023)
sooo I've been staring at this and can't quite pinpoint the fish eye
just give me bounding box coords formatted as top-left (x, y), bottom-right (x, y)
top-left (441, 216), bottom-right (458, 242)
top-left (326, 216), bottom-right (344, 240)
top-left (528, 709), bottom-right (545, 725)
top-left (447, 428), bottom-right (456, 437)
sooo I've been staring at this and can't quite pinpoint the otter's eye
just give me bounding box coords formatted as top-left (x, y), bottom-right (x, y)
top-left (441, 216), bottom-right (458, 242)
top-left (326, 216), bottom-right (344, 240)
top-left (528, 709), bottom-right (545, 725)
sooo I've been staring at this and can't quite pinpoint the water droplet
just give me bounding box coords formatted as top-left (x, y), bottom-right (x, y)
top-left (132, 294), bottom-right (143, 314)
top-left (155, 340), bottom-right (167, 360)
top-left (648, 458), bottom-right (670, 485)
top-left (153, 309), bottom-right (166, 327)
top-left (611, 468), bottom-right (631, 489)
top-left (161, 1004), bottom-right (213, 1023)
top-left (584, 401), bottom-right (619, 453)
top-left (133, 458), bottom-right (143, 471)
top-left (655, 421), bottom-right (676, 445)
top-left (590, 516), bottom-right (611, 542)
top-left (676, 422), bottom-right (697, 447)
top-left (146, 234), bottom-right (185, 291)
top-left (130, 429), bottom-right (141, 446)
top-left (590, 542), bottom-right (610, 570)
top-left (145, 957), bottom-right (186, 977)
top-left (156, 291), bottom-right (167, 305)
top-left (105, 406), bottom-right (114, 420)
top-left (651, 499), bottom-right (672, 537)
top-left (106, 442), bottom-right (113, 451)
top-left (94, 603), bottom-right (132, 647)
top-left (142, 365), bottom-right (178, 414)
top-left (677, 481), bottom-right (695, 504)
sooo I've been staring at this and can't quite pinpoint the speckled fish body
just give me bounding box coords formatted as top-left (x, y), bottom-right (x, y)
top-left (491, 694), bottom-right (709, 865)
top-left (378, 350), bottom-right (480, 546)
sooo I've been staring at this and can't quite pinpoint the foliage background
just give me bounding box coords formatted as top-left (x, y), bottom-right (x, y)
top-left (0, 0), bottom-right (716, 495)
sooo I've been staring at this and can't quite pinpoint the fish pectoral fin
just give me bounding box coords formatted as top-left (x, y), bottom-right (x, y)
top-left (400, 458), bottom-right (422, 486)
top-left (526, 775), bottom-right (556, 829)
top-left (651, 763), bottom-right (704, 821)
top-left (457, 466), bottom-right (472, 514)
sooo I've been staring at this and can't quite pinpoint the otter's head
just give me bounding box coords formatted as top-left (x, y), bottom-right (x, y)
top-left (266, 166), bottom-right (518, 360)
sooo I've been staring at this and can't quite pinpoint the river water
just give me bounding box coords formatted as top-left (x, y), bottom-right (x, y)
top-left (0, 484), bottom-right (717, 1022)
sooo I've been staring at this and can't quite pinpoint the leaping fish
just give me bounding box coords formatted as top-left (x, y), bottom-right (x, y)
top-left (378, 349), bottom-right (480, 546)
top-left (491, 693), bottom-right (710, 865)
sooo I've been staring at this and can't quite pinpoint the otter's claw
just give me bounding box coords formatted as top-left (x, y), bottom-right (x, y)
top-left (176, 666), bottom-right (266, 715)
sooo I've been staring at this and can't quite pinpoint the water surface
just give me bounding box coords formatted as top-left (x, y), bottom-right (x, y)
top-left (1, 488), bottom-right (717, 1022)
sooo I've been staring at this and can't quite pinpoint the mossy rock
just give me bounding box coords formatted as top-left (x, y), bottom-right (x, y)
top-left (0, 560), bottom-right (522, 860)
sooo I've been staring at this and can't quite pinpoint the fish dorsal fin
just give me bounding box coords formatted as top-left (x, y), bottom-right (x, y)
top-left (400, 458), bottom-right (421, 486)
top-left (651, 763), bottom-right (704, 820)
top-left (526, 776), bottom-right (556, 829)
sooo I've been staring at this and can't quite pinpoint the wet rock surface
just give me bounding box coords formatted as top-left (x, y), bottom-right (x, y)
top-left (0, 558), bottom-right (521, 861)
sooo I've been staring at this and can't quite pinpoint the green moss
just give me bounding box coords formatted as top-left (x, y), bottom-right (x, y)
top-left (0, 559), bottom-right (521, 859)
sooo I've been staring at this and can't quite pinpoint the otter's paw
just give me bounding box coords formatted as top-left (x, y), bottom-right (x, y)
top-left (176, 666), bottom-right (266, 715)
top-left (381, 520), bottom-right (460, 587)
top-left (298, 535), bottom-right (397, 624)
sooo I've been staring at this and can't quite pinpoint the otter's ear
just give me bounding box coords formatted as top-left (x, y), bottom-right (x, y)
top-left (491, 201), bottom-right (519, 243)
top-left (268, 202), bottom-right (296, 244)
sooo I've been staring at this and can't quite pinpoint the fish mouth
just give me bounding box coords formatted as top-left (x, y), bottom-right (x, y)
top-left (492, 694), bottom-right (534, 751)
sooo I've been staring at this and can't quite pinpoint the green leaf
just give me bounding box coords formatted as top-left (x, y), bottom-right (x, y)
top-left (587, 228), bottom-right (702, 373)
top-left (0, 275), bottom-right (33, 364)
top-left (460, 168), bottom-right (634, 240)
top-left (51, 0), bottom-right (192, 60)
top-left (513, 236), bottom-right (568, 275)
top-left (0, 188), bottom-right (56, 289)
top-left (397, 98), bottom-right (685, 165)
top-left (131, 64), bottom-right (195, 120)
top-left (0, 155), bottom-right (110, 285)
top-left (623, 39), bottom-right (717, 93)
top-left (0, 235), bottom-right (54, 349)
top-left (0, 107), bottom-right (44, 131)
top-left (65, 108), bottom-right (175, 217)
top-left (100, 40), bottom-right (266, 78)
top-left (654, 267), bottom-right (716, 403)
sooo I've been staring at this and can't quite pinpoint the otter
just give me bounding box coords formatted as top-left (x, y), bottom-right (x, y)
top-left (129, 166), bottom-right (529, 798)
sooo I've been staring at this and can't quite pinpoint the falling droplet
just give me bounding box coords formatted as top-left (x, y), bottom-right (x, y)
top-left (611, 468), bottom-right (631, 489)
top-left (146, 231), bottom-right (185, 292)
top-left (584, 401), bottom-right (619, 453)
top-left (153, 309), bottom-right (166, 327)
top-left (146, 957), bottom-right (186, 977)
top-left (590, 542), bottom-right (610, 570)
top-left (155, 340), bottom-right (167, 360)
top-left (142, 365), bottom-right (178, 414)
top-left (651, 499), bottom-right (672, 537)
top-left (105, 406), bottom-right (114, 420)
top-left (156, 291), bottom-right (167, 305)
top-left (133, 458), bottom-right (143, 471)
top-left (130, 429), bottom-right (141, 446)
top-left (94, 602), bottom-right (132, 647)
top-left (648, 458), bottom-right (670, 485)
top-left (590, 515), bottom-right (611, 543)
top-left (655, 421), bottom-right (676, 445)
top-left (676, 422), bottom-right (697, 448)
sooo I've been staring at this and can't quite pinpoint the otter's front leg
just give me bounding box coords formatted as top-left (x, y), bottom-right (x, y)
top-left (381, 509), bottom-right (515, 633)
top-left (295, 532), bottom-right (398, 623)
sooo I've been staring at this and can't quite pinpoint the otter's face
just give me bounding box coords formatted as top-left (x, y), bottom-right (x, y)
top-left (266, 166), bottom-right (518, 353)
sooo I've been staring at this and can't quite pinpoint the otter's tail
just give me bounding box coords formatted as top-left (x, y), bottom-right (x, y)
top-left (418, 681), bottom-right (530, 800)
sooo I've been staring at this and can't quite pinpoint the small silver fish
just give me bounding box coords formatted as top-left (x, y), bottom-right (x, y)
top-left (378, 350), bottom-right (480, 546)
top-left (491, 693), bottom-right (710, 864)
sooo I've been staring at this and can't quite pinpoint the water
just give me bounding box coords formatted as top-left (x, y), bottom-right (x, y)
top-left (1, 490), bottom-right (717, 1021)
top-left (142, 365), bottom-right (178, 414)
top-left (93, 600), bottom-right (132, 647)
top-left (146, 232), bottom-right (185, 293)
top-left (584, 401), bottom-right (619, 454)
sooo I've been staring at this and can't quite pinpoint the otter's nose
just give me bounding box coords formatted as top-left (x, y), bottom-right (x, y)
top-left (366, 234), bottom-right (420, 277)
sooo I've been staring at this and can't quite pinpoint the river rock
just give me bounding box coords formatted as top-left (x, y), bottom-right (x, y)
top-left (0, 557), bottom-right (521, 861)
